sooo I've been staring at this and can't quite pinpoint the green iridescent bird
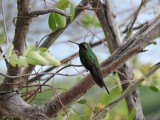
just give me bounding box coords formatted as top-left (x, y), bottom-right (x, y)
top-left (69, 41), bottom-right (110, 94)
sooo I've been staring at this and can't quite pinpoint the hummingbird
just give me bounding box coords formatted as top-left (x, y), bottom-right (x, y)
top-left (69, 41), bottom-right (110, 94)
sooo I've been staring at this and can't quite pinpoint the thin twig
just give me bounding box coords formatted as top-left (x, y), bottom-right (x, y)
top-left (76, 21), bottom-right (102, 40)
top-left (24, 64), bottom-right (82, 101)
top-left (0, 0), bottom-right (9, 58)
top-left (124, 0), bottom-right (144, 41)
top-left (122, 22), bottom-right (148, 33)
top-left (84, 0), bottom-right (100, 42)
top-left (27, 9), bottom-right (69, 17)
top-left (0, 70), bottom-right (79, 79)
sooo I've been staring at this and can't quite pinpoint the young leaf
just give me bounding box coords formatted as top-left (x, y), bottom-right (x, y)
top-left (77, 99), bottom-right (87, 104)
top-left (149, 86), bottom-right (159, 92)
top-left (56, 0), bottom-right (69, 10)
top-left (70, 2), bottom-right (75, 21)
top-left (9, 53), bottom-right (19, 67)
top-left (26, 51), bottom-right (49, 66)
top-left (38, 50), bottom-right (61, 66)
top-left (55, 13), bottom-right (66, 28)
top-left (48, 12), bottom-right (57, 31)
top-left (25, 45), bottom-right (37, 53)
top-left (93, 21), bottom-right (101, 27)
top-left (38, 47), bottom-right (48, 52)
top-left (18, 56), bottom-right (28, 68)
top-left (83, 15), bottom-right (92, 26)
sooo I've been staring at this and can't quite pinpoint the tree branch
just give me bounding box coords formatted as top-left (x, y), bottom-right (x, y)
top-left (27, 8), bottom-right (69, 17)
top-left (124, 0), bottom-right (144, 41)
top-left (0, 92), bottom-right (50, 119)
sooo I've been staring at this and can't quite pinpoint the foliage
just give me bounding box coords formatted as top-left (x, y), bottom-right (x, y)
top-left (82, 14), bottom-right (101, 27)
top-left (9, 45), bottom-right (61, 67)
top-left (48, 0), bottom-right (75, 31)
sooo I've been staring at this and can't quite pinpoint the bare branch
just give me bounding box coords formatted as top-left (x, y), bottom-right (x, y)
top-left (0, 92), bottom-right (49, 119)
top-left (124, 0), bottom-right (145, 41)
top-left (0, 70), bottom-right (79, 79)
top-left (0, 0), bottom-right (9, 58)
top-left (122, 22), bottom-right (148, 33)
top-left (27, 8), bottom-right (69, 17)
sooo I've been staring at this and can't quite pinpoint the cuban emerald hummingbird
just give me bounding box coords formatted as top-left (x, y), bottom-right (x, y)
top-left (69, 41), bottom-right (110, 94)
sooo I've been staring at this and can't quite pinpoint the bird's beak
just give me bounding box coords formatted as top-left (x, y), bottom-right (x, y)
top-left (68, 40), bottom-right (79, 45)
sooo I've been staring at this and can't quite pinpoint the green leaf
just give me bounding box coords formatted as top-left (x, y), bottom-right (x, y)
top-left (82, 15), bottom-right (101, 28)
top-left (26, 51), bottom-right (49, 66)
top-left (70, 2), bottom-right (75, 21)
top-left (25, 45), bottom-right (37, 53)
top-left (18, 56), bottom-right (28, 68)
top-left (93, 21), bottom-right (101, 27)
top-left (128, 108), bottom-right (135, 120)
top-left (56, 0), bottom-right (69, 10)
top-left (38, 50), bottom-right (61, 66)
top-left (38, 47), bottom-right (48, 52)
top-left (83, 15), bottom-right (92, 26)
top-left (48, 0), bottom-right (69, 31)
top-left (55, 13), bottom-right (66, 28)
top-left (9, 53), bottom-right (19, 67)
top-left (77, 99), bottom-right (87, 104)
top-left (48, 12), bottom-right (57, 31)
top-left (149, 86), bottom-right (159, 92)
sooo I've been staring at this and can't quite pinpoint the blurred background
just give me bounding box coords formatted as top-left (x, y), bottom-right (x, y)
top-left (0, 0), bottom-right (160, 120)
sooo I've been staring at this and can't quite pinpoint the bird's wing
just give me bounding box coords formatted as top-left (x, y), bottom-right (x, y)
top-left (89, 66), bottom-right (104, 88)
top-left (87, 52), bottom-right (104, 87)
top-left (89, 62), bottom-right (110, 93)
top-left (87, 50), bottom-right (100, 69)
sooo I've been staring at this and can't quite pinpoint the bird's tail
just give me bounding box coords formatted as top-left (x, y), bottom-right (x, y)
top-left (89, 68), bottom-right (110, 94)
